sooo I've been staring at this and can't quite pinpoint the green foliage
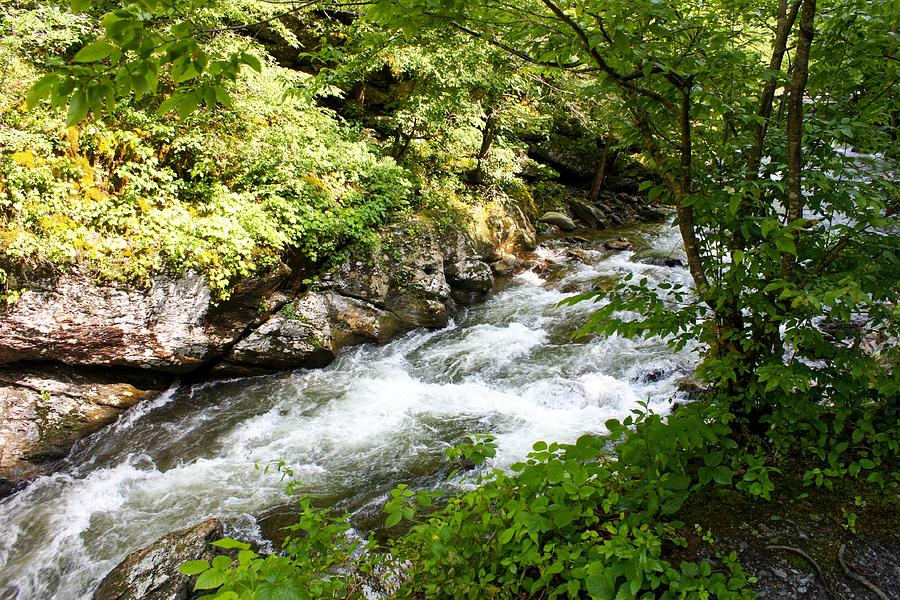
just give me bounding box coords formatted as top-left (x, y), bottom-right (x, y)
top-left (179, 498), bottom-right (368, 600)
top-left (2, 2), bottom-right (416, 297)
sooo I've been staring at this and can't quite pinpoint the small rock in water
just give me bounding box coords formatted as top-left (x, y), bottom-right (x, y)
top-left (539, 211), bottom-right (577, 231)
top-left (640, 256), bottom-right (685, 268)
top-left (637, 207), bottom-right (667, 222)
top-left (604, 238), bottom-right (633, 251)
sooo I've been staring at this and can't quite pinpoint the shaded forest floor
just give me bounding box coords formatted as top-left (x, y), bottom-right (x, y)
top-left (676, 463), bottom-right (900, 599)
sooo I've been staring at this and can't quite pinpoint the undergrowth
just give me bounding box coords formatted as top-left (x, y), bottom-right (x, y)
top-left (181, 388), bottom-right (899, 599)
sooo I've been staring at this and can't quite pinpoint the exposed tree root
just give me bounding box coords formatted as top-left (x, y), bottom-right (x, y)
top-left (838, 544), bottom-right (890, 600)
top-left (764, 545), bottom-right (825, 582)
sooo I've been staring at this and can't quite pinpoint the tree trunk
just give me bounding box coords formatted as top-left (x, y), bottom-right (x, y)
top-left (747, 0), bottom-right (803, 177)
top-left (781, 0), bottom-right (816, 282)
top-left (474, 107), bottom-right (497, 184)
top-left (588, 131), bottom-right (613, 204)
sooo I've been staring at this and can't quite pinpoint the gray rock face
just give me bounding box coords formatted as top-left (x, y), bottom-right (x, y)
top-left (441, 229), bottom-right (494, 304)
top-left (0, 267), bottom-right (289, 373)
top-left (225, 292), bottom-right (335, 371)
top-left (539, 212), bottom-right (577, 231)
top-left (326, 292), bottom-right (406, 348)
top-left (221, 290), bottom-right (409, 372)
top-left (93, 518), bottom-right (224, 600)
top-left (380, 218), bottom-right (454, 328)
top-left (220, 218), bottom-right (492, 373)
top-left (568, 199), bottom-right (607, 229)
top-left (0, 365), bottom-right (169, 482)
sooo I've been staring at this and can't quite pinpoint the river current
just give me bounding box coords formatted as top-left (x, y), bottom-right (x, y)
top-left (0, 224), bottom-right (696, 599)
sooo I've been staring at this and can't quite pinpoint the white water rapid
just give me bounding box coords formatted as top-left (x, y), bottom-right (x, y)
top-left (0, 224), bottom-right (696, 599)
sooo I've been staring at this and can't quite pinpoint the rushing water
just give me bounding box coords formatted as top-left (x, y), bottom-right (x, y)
top-left (0, 224), bottom-right (696, 600)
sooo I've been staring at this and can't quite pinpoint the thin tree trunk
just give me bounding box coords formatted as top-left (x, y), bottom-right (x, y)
top-left (747, 0), bottom-right (803, 177)
top-left (474, 107), bottom-right (497, 183)
top-left (588, 131), bottom-right (613, 203)
top-left (781, 0), bottom-right (816, 282)
top-left (731, 0), bottom-right (803, 253)
top-left (675, 83), bottom-right (712, 302)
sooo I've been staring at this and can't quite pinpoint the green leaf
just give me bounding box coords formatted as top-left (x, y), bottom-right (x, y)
top-left (73, 41), bottom-right (117, 63)
top-left (241, 52), bottom-right (262, 72)
top-left (385, 511), bottom-right (403, 528)
top-left (70, 0), bottom-right (92, 12)
top-left (193, 569), bottom-right (226, 591)
top-left (703, 451), bottom-right (724, 468)
top-left (178, 560), bottom-right (209, 576)
top-left (176, 92), bottom-right (201, 119)
top-left (775, 236), bottom-right (797, 255)
top-left (66, 90), bottom-right (88, 126)
top-left (26, 74), bottom-right (58, 109)
top-left (211, 538), bottom-right (251, 550)
top-left (157, 93), bottom-right (183, 116)
top-left (712, 466), bottom-right (733, 485)
top-left (663, 474), bottom-right (691, 490)
top-left (211, 555), bottom-right (232, 571)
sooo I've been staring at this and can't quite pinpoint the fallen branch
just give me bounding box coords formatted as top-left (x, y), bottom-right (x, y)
top-left (838, 544), bottom-right (889, 600)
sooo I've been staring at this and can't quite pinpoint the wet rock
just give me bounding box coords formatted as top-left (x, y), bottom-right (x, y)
top-left (0, 477), bottom-right (24, 499)
top-left (539, 212), bottom-right (577, 231)
top-left (637, 207), bottom-right (668, 222)
top-left (441, 229), bottom-right (494, 305)
top-left (93, 518), bottom-right (224, 600)
top-left (491, 254), bottom-right (523, 277)
top-left (224, 293), bottom-right (336, 371)
top-left (325, 292), bottom-right (406, 348)
top-left (567, 199), bottom-right (607, 229)
top-left (0, 365), bottom-right (169, 482)
top-left (604, 239), bottom-right (634, 251)
top-left (640, 257), bottom-right (685, 268)
top-left (0, 266), bottom-right (289, 373)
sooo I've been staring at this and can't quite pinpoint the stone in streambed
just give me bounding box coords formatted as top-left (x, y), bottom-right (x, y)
top-left (567, 199), bottom-right (607, 229)
top-left (604, 239), bottom-right (634, 251)
top-left (539, 212), bottom-right (577, 231)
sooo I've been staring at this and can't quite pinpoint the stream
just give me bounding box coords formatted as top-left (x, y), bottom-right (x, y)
top-left (0, 224), bottom-right (696, 600)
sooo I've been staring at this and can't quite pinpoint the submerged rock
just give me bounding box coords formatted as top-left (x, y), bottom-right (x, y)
top-left (539, 212), bottom-right (577, 231)
top-left (93, 518), bottom-right (224, 600)
top-left (640, 256), bottom-right (685, 268)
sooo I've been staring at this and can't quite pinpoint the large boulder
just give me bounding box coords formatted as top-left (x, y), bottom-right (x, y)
top-left (325, 292), bottom-right (406, 348)
top-left (0, 266), bottom-right (290, 373)
top-left (223, 292), bottom-right (335, 371)
top-left (379, 218), bottom-right (455, 328)
top-left (93, 518), bottom-right (225, 600)
top-left (567, 199), bottom-right (607, 229)
top-left (0, 365), bottom-right (169, 482)
top-left (440, 229), bottom-right (494, 305)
